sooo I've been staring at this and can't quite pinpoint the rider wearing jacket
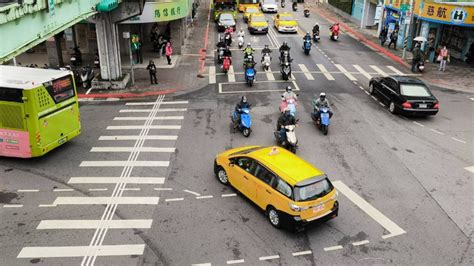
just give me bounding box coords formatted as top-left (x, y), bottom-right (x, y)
top-left (235, 96), bottom-right (251, 126)
top-left (330, 22), bottom-right (340, 36)
top-left (223, 46), bottom-right (232, 64)
top-left (244, 43), bottom-right (254, 56)
top-left (261, 44), bottom-right (272, 62)
top-left (277, 108), bottom-right (297, 141)
top-left (303, 32), bottom-right (311, 42)
top-left (312, 92), bottom-right (333, 118)
top-left (282, 86), bottom-right (297, 101)
top-left (279, 41), bottom-right (291, 61)
top-left (312, 23), bottom-right (320, 35)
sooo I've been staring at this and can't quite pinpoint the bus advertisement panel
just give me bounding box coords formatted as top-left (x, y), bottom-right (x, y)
top-left (212, 0), bottom-right (239, 21)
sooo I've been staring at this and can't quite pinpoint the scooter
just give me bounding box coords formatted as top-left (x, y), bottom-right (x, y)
top-left (418, 61), bottom-right (425, 72)
top-left (281, 0), bottom-right (285, 8)
top-left (280, 61), bottom-right (291, 80)
top-left (274, 124), bottom-right (298, 153)
top-left (292, 2), bottom-right (297, 11)
top-left (222, 56), bottom-right (231, 73)
top-left (238, 35), bottom-right (244, 49)
top-left (225, 33), bottom-right (232, 47)
top-left (70, 46), bottom-right (82, 67)
top-left (330, 31), bottom-right (339, 41)
top-left (303, 39), bottom-right (311, 55)
top-left (279, 96), bottom-right (297, 117)
top-left (80, 66), bottom-right (94, 89)
top-left (245, 65), bottom-right (255, 86)
top-left (217, 47), bottom-right (225, 64)
top-left (304, 8), bottom-right (310, 17)
top-left (94, 50), bottom-right (100, 68)
top-left (262, 52), bottom-right (271, 71)
top-left (311, 106), bottom-right (331, 135)
top-left (313, 31), bottom-right (320, 42)
top-left (231, 107), bottom-right (252, 137)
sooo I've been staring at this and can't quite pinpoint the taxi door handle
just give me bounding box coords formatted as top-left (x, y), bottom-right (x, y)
top-left (266, 189), bottom-right (272, 194)
top-left (243, 175), bottom-right (248, 180)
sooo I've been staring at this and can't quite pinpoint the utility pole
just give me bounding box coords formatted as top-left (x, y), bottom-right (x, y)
top-left (123, 31), bottom-right (135, 86)
top-left (402, 0), bottom-right (414, 59)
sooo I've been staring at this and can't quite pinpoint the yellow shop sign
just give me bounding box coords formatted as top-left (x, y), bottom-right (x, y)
top-left (415, 3), bottom-right (474, 26)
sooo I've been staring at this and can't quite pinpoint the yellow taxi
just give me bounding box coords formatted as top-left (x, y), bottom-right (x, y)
top-left (214, 146), bottom-right (339, 229)
top-left (243, 6), bottom-right (260, 23)
top-left (273, 12), bottom-right (298, 33)
top-left (248, 12), bottom-right (268, 34)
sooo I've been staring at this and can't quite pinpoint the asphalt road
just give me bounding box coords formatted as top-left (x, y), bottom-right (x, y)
top-left (1, 5), bottom-right (473, 266)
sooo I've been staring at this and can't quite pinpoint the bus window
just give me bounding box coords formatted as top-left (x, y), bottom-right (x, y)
top-left (0, 87), bottom-right (23, 102)
top-left (44, 75), bottom-right (75, 103)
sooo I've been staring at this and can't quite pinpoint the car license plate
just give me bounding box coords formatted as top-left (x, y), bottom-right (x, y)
top-left (313, 204), bottom-right (324, 213)
top-left (419, 104), bottom-right (427, 108)
top-left (257, 28), bottom-right (262, 31)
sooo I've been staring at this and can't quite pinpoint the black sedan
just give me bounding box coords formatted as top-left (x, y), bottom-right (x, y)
top-left (216, 13), bottom-right (236, 32)
top-left (369, 76), bottom-right (439, 116)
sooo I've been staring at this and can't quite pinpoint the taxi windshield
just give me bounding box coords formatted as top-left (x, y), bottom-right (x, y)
top-left (246, 8), bottom-right (258, 13)
top-left (294, 177), bottom-right (333, 202)
top-left (251, 16), bottom-right (266, 22)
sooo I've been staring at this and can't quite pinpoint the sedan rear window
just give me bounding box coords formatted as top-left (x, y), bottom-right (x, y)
top-left (220, 14), bottom-right (234, 21)
top-left (280, 15), bottom-right (295, 21)
top-left (294, 178), bottom-right (333, 202)
top-left (400, 84), bottom-right (431, 97)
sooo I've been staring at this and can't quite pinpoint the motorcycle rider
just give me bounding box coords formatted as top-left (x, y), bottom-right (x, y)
top-left (330, 22), bottom-right (340, 38)
top-left (277, 108), bottom-right (297, 143)
top-left (303, 32), bottom-right (311, 43)
top-left (282, 86), bottom-right (298, 101)
top-left (234, 96), bottom-right (251, 127)
top-left (244, 43), bottom-right (254, 57)
top-left (312, 23), bottom-right (320, 35)
top-left (216, 35), bottom-right (226, 48)
top-left (237, 27), bottom-right (245, 39)
top-left (261, 44), bottom-right (272, 62)
top-left (223, 46), bottom-right (232, 64)
top-left (312, 92), bottom-right (333, 119)
top-left (279, 41), bottom-right (291, 62)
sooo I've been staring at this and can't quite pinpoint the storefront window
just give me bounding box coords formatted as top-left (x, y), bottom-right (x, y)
top-left (440, 25), bottom-right (466, 56)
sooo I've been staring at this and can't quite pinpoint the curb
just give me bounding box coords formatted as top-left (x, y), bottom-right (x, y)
top-left (78, 88), bottom-right (177, 99)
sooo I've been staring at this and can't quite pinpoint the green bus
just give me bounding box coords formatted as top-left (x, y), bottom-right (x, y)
top-left (212, 0), bottom-right (239, 21)
top-left (0, 66), bottom-right (81, 158)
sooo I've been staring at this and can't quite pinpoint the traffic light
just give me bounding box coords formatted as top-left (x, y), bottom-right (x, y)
top-left (96, 0), bottom-right (119, 12)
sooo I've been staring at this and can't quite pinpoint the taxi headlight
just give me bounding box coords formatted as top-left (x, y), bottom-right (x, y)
top-left (289, 203), bottom-right (309, 212)
top-left (330, 190), bottom-right (339, 200)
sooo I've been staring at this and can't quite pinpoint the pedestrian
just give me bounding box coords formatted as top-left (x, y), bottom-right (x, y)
top-left (146, 60), bottom-right (158, 84)
top-left (388, 29), bottom-right (398, 50)
top-left (437, 45), bottom-right (449, 71)
top-left (131, 34), bottom-right (143, 64)
top-left (411, 42), bottom-right (422, 73)
top-left (379, 26), bottom-right (388, 47)
top-left (165, 42), bottom-right (173, 65)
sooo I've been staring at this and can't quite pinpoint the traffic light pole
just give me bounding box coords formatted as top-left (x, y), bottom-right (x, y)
top-left (402, 0), bottom-right (414, 60)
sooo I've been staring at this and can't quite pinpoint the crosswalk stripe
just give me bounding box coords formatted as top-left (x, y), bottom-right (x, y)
top-left (106, 125), bottom-right (181, 130)
top-left (353, 64), bottom-right (372, 80)
top-left (17, 244), bottom-right (145, 258)
top-left (316, 64), bottom-right (335, 80)
top-left (79, 161), bottom-right (170, 167)
top-left (334, 64), bottom-right (357, 81)
top-left (99, 135), bottom-right (177, 140)
top-left (370, 65), bottom-right (388, 76)
top-left (119, 108), bottom-right (187, 113)
top-left (68, 177), bottom-right (165, 184)
top-left (52, 197), bottom-right (160, 205)
top-left (209, 66), bottom-right (216, 84)
top-left (90, 147), bottom-right (175, 153)
top-left (228, 65), bottom-right (236, 82)
top-left (37, 219), bottom-right (153, 229)
top-left (265, 67), bottom-right (275, 81)
top-left (114, 116), bottom-right (184, 120)
top-left (298, 64), bottom-right (315, 80)
top-left (386, 66), bottom-right (404, 75)
top-left (125, 101), bottom-right (188, 106)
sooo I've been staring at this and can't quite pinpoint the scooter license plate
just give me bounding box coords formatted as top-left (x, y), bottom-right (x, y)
top-left (419, 104), bottom-right (427, 108)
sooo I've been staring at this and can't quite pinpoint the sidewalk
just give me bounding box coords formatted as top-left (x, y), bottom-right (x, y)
top-left (312, 4), bottom-right (473, 93)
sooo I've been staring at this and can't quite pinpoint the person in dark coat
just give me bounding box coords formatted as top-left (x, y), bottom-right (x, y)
top-left (146, 60), bottom-right (158, 84)
top-left (380, 26), bottom-right (388, 46)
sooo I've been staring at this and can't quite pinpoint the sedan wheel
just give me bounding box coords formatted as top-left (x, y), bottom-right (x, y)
top-left (268, 207), bottom-right (281, 228)
top-left (389, 101), bottom-right (397, 114)
top-left (216, 167), bottom-right (229, 185)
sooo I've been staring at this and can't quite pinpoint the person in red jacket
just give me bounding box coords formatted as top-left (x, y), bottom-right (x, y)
top-left (330, 22), bottom-right (340, 37)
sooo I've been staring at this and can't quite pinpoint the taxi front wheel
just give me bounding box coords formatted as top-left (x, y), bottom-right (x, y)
top-left (267, 206), bottom-right (281, 228)
top-left (216, 166), bottom-right (230, 185)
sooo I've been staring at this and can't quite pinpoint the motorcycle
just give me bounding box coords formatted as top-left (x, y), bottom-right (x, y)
top-left (303, 39), bottom-right (311, 55)
top-left (222, 56), bottom-right (231, 73)
top-left (313, 31), bottom-right (320, 42)
top-left (418, 60), bottom-right (425, 72)
top-left (231, 107), bottom-right (252, 137)
top-left (238, 35), bottom-right (244, 49)
top-left (304, 8), bottom-right (310, 17)
top-left (261, 52), bottom-right (271, 71)
top-left (217, 47), bottom-right (225, 64)
top-left (330, 31), bottom-right (339, 41)
top-left (279, 96), bottom-right (297, 117)
top-left (311, 106), bottom-right (330, 135)
top-left (80, 66), bottom-right (94, 89)
top-left (281, 0), bottom-right (285, 8)
top-left (280, 61), bottom-right (291, 80)
top-left (245, 65), bottom-right (255, 86)
top-left (94, 50), bottom-right (100, 68)
top-left (70, 46), bottom-right (82, 67)
top-left (292, 2), bottom-right (297, 11)
top-left (225, 33), bottom-right (232, 47)
top-left (274, 124), bottom-right (298, 153)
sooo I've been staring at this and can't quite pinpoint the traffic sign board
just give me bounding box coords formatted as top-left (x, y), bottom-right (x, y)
top-left (400, 4), bottom-right (410, 12)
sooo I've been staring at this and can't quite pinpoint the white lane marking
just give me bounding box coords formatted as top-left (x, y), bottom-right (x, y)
top-left (122, 188), bottom-right (141, 191)
top-left (430, 128), bottom-right (445, 135)
top-left (3, 204), bottom-right (23, 208)
top-left (413, 122), bottom-right (425, 127)
top-left (316, 64), bottom-right (335, 80)
top-left (334, 64), bottom-right (357, 81)
top-left (332, 180), bottom-right (406, 239)
top-left (17, 245), bottom-right (145, 258)
top-left (323, 245), bottom-right (343, 251)
top-left (99, 135), bottom-right (177, 140)
top-left (53, 188), bottom-right (74, 192)
top-left (183, 190), bottom-right (201, 196)
top-left (120, 108), bottom-right (187, 113)
top-left (17, 189), bottom-right (39, 193)
top-left (196, 195), bottom-right (213, 199)
top-left (291, 78), bottom-right (301, 92)
top-left (114, 116), bottom-right (184, 120)
top-left (107, 125), bottom-right (181, 130)
top-left (125, 101), bottom-right (188, 106)
top-left (464, 166), bottom-right (474, 173)
top-left (192, 264), bottom-right (211, 266)
top-left (292, 250), bottom-right (312, 256)
top-left (298, 64), bottom-right (315, 80)
top-left (364, 91), bottom-right (370, 95)
top-left (80, 161), bottom-right (169, 167)
top-left (227, 259), bottom-right (245, 264)
top-left (379, 102), bottom-right (386, 107)
top-left (37, 219), bottom-right (153, 229)
top-left (89, 188), bottom-right (108, 192)
top-left (470, 98), bottom-right (474, 101)
top-left (154, 187), bottom-right (173, 191)
top-left (165, 198), bottom-right (184, 202)
top-left (452, 137), bottom-right (466, 144)
top-left (53, 197), bottom-right (159, 205)
top-left (352, 240), bottom-right (370, 246)
top-left (370, 65), bottom-right (388, 77)
top-left (90, 147), bottom-right (175, 153)
top-left (386, 66), bottom-right (404, 75)
top-left (358, 86), bottom-right (365, 90)
top-left (38, 204), bottom-right (56, 208)
top-left (259, 255), bottom-right (280, 261)
top-left (85, 88), bottom-right (93, 95)
top-left (209, 66), bottom-right (216, 84)
top-left (353, 65), bottom-right (372, 80)
top-left (222, 193), bottom-right (237, 197)
top-left (69, 177), bottom-right (165, 184)
top-left (371, 96), bottom-right (378, 101)
top-left (265, 67), bottom-right (275, 81)
top-left (228, 65), bottom-right (236, 83)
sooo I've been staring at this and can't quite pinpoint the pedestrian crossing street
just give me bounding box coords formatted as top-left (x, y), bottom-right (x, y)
top-left (17, 96), bottom-right (188, 263)
top-left (208, 63), bottom-right (407, 85)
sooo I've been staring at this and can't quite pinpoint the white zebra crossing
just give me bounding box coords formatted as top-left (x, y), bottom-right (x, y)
top-left (370, 65), bottom-right (388, 77)
top-left (334, 64), bottom-right (357, 81)
top-left (316, 64), bottom-right (335, 80)
top-left (353, 64), bottom-right (373, 80)
top-left (298, 64), bottom-right (315, 80)
top-left (228, 65), bottom-right (236, 82)
top-left (265, 67), bottom-right (275, 81)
